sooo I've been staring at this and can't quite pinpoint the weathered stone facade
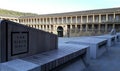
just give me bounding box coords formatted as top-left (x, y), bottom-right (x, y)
top-left (1, 7), bottom-right (120, 37)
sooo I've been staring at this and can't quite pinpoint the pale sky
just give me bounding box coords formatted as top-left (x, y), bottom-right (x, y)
top-left (0, 0), bottom-right (120, 14)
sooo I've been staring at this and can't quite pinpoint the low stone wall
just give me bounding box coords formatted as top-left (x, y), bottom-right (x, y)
top-left (0, 20), bottom-right (58, 63)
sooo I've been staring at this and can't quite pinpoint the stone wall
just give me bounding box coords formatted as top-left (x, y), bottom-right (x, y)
top-left (0, 20), bottom-right (58, 63)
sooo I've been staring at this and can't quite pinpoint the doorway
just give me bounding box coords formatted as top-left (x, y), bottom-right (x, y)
top-left (57, 26), bottom-right (63, 37)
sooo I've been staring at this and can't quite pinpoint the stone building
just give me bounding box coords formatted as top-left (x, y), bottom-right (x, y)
top-left (1, 7), bottom-right (120, 37)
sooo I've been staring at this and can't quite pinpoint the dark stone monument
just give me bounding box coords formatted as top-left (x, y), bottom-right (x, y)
top-left (0, 20), bottom-right (58, 63)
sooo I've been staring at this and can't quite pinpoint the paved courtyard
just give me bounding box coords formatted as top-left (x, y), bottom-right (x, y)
top-left (58, 41), bottom-right (120, 71)
top-left (85, 42), bottom-right (120, 71)
top-left (59, 38), bottom-right (120, 71)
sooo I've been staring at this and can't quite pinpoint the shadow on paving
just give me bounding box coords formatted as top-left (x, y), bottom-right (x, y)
top-left (85, 42), bottom-right (120, 71)
top-left (57, 42), bottom-right (120, 71)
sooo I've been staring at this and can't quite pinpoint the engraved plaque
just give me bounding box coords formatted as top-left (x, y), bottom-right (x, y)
top-left (11, 32), bottom-right (29, 56)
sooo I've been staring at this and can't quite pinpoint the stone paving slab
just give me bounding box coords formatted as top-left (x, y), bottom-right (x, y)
top-left (85, 42), bottom-right (120, 71)
top-left (0, 44), bottom-right (89, 71)
top-left (59, 42), bottom-right (120, 71)
top-left (59, 37), bottom-right (107, 59)
top-left (92, 35), bottom-right (116, 47)
top-left (0, 59), bottom-right (40, 71)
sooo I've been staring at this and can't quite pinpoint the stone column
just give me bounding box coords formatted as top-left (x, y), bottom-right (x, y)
top-left (56, 17), bottom-right (60, 24)
top-left (33, 18), bottom-right (34, 24)
top-left (49, 17), bottom-right (51, 24)
top-left (76, 16), bottom-right (78, 24)
top-left (75, 24), bottom-right (77, 33)
top-left (99, 14), bottom-right (101, 23)
top-left (44, 18), bottom-right (46, 24)
top-left (62, 17), bottom-right (63, 24)
top-left (49, 25), bottom-right (51, 32)
top-left (98, 24), bottom-right (101, 33)
top-left (70, 25), bottom-right (72, 34)
top-left (113, 13), bottom-right (115, 24)
top-left (87, 15), bottom-right (88, 23)
top-left (66, 17), bottom-right (68, 24)
top-left (92, 24), bottom-right (94, 32)
top-left (30, 19), bottom-right (32, 24)
top-left (81, 15), bottom-right (83, 23)
top-left (113, 24), bottom-right (115, 29)
top-left (53, 18), bottom-right (55, 24)
top-left (106, 14), bottom-right (108, 22)
top-left (39, 18), bottom-right (40, 24)
top-left (105, 24), bottom-right (108, 32)
top-left (71, 16), bottom-right (72, 23)
top-left (38, 18), bottom-right (40, 24)
top-left (80, 24), bottom-right (82, 32)
top-left (93, 14), bottom-right (95, 22)
top-left (113, 13), bottom-right (115, 29)
top-left (42, 18), bottom-right (44, 24)
top-left (86, 24), bottom-right (88, 32)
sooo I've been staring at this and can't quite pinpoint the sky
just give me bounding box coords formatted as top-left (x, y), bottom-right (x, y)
top-left (0, 0), bottom-right (120, 14)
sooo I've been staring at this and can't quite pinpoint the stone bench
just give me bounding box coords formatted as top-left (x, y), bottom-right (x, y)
top-left (0, 44), bottom-right (89, 71)
top-left (65, 37), bottom-right (107, 59)
top-left (93, 35), bottom-right (116, 47)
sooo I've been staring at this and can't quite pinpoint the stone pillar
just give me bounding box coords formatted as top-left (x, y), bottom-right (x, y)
top-left (39, 18), bottom-right (40, 24)
top-left (30, 19), bottom-right (32, 24)
top-left (45, 18), bottom-right (47, 24)
top-left (23, 19), bottom-right (24, 23)
top-left (35, 18), bottom-right (37, 24)
top-left (81, 15), bottom-right (83, 23)
top-left (66, 17), bottom-right (68, 24)
top-left (113, 13), bottom-right (115, 22)
top-left (33, 18), bottom-right (34, 24)
top-left (92, 24), bottom-right (94, 32)
top-left (41, 18), bottom-right (43, 24)
top-left (98, 24), bottom-right (101, 33)
top-left (38, 25), bottom-right (40, 29)
top-left (49, 17), bottom-right (51, 24)
top-left (113, 13), bottom-right (115, 29)
top-left (25, 19), bottom-right (26, 24)
top-left (44, 18), bottom-right (46, 24)
top-left (105, 24), bottom-right (108, 32)
top-left (49, 25), bottom-right (51, 32)
top-left (42, 18), bottom-right (43, 24)
top-left (113, 24), bottom-right (115, 29)
top-left (86, 24), bottom-right (88, 32)
top-left (106, 14), bottom-right (108, 22)
top-left (87, 15), bottom-right (88, 23)
top-left (53, 18), bottom-right (55, 24)
top-left (93, 14), bottom-right (95, 22)
top-left (75, 24), bottom-right (77, 33)
top-left (47, 18), bottom-right (48, 24)
top-left (56, 17), bottom-right (60, 24)
top-left (71, 16), bottom-right (72, 23)
top-left (99, 14), bottom-right (101, 23)
top-left (38, 18), bottom-right (39, 24)
top-left (80, 24), bottom-right (82, 32)
top-left (42, 25), bottom-right (44, 30)
top-left (76, 16), bottom-right (78, 24)
top-left (62, 17), bottom-right (63, 24)
top-left (37, 18), bottom-right (39, 24)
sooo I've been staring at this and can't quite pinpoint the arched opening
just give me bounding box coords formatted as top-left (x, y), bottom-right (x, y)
top-left (57, 26), bottom-right (63, 37)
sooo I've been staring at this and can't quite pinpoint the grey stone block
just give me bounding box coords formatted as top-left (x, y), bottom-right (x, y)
top-left (93, 35), bottom-right (115, 47)
top-left (21, 44), bottom-right (89, 71)
top-left (64, 37), bottom-right (107, 59)
top-left (0, 20), bottom-right (58, 63)
top-left (0, 59), bottom-right (40, 71)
